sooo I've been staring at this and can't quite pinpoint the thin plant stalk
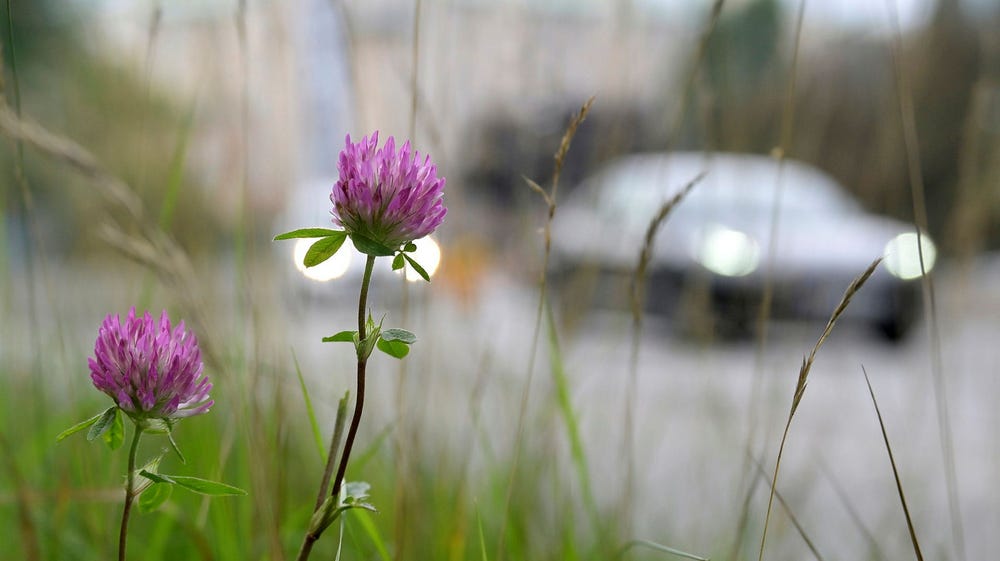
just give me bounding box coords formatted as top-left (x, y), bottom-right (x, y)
top-left (757, 258), bottom-right (881, 561)
top-left (298, 254), bottom-right (376, 561)
top-left (863, 366), bottom-right (925, 561)
top-left (496, 97), bottom-right (593, 561)
top-left (734, 3), bottom-right (808, 556)
top-left (884, 2), bottom-right (963, 559)
top-left (118, 426), bottom-right (144, 561)
top-left (623, 173), bottom-right (703, 537)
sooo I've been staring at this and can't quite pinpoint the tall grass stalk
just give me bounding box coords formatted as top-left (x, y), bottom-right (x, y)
top-left (884, 3), bottom-right (964, 559)
top-left (862, 366), bottom-right (925, 561)
top-left (623, 172), bottom-right (702, 540)
top-left (757, 258), bottom-right (881, 561)
top-left (544, 301), bottom-right (602, 542)
top-left (0, 6), bottom-right (41, 558)
top-left (747, 452), bottom-right (825, 561)
top-left (496, 96), bottom-right (592, 561)
top-left (734, 2), bottom-right (807, 555)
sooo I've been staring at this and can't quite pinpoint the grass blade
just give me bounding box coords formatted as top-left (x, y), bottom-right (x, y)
top-left (748, 453), bottom-right (826, 561)
top-left (352, 509), bottom-right (390, 561)
top-left (544, 300), bottom-right (602, 540)
top-left (477, 503), bottom-right (490, 561)
top-left (863, 366), bottom-right (925, 561)
top-left (885, 2), bottom-right (964, 557)
top-left (614, 539), bottom-right (709, 561)
top-left (292, 348), bottom-right (325, 463)
top-left (498, 96), bottom-right (594, 561)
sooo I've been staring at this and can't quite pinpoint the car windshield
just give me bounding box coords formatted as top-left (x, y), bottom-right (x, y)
top-left (591, 154), bottom-right (860, 227)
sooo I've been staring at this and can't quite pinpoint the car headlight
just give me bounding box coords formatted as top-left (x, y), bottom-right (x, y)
top-left (694, 226), bottom-right (760, 277)
top-left (883, 232), bottom-right (936, 280)
top-left (293, 237), bottom-right (354, 282)
top-left (396, 236), bottom-right (442, 282)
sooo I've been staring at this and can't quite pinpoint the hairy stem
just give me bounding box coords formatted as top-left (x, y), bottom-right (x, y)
top-left (118, 425), bottom-right (143, 561)
top-left (298, 255), bottom-right (376, 561)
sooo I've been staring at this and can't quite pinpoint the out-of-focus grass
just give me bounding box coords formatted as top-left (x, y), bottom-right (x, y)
top-left (1, 2), bottom-right (999, 561)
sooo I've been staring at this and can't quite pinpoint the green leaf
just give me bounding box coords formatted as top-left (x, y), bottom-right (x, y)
top-left (322, 330), bottom-right (357, 343)
top-left (380, 328), bottom-right (416, 344)
top-left (87, 407), bottom-right (119, 442)
top-left (349, 233), bottom-right (396, 256)
top-left (141, 418), bottom-right (172, 434)
top-left (138, 483), bottom-right (173, 514)
top-left (167, 431), bottom-right (186, 464)
top-left (391, 253), bottom-right (405, 271)
top-left (403, 242), bottom-right (417, 253)
top-left (402, 254), bottom-right (430, 282)
top-left (304, 233), bottom-right (349, 267)
top-left (162, 474), bottom-right (248, 496)
top-left (274, 227), bottom-right (344, 240)
top-left (376, 339), bottom-right (410, 359)
top-left (352, 510), bottom-right (390, 561)
top-left (139, 470), bottom-right (173, 485)
top-left (292, 348), bottom-right (325, 462)
top-left (56, 410), bottom-right (107, 442)
top-left (102, 408), bottom-right (124, 450)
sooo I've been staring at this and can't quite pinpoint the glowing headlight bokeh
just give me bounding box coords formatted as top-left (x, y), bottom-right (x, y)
top-left (695, 226), bottom-right (760, 277)
top-left (883, 232), bottom-right (936, 280)
top-left (293, 237), bottom-right (354, 282)
top-left (397, 236), bottom-right (442, 282)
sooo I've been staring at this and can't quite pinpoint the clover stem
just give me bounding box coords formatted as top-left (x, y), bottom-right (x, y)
top-left (118, 424), bottom-right (143, 561)
top-left (298, 254), bottom-right (376, 561)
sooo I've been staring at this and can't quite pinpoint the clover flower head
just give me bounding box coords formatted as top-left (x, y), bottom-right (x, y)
top-left (89, 307), bottom-right (212, 422)
top-left (331, 132), bottom-right (447, 249)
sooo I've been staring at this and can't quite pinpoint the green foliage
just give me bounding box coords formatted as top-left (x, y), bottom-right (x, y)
top-left (376, 338), bottom-right (410, 359)
top-left (86, 406), bottom-right (118, 442)
top-left (138, 483), bottom-right (173, 514)
top-left (102, 408), bottom-right (124, 450)
top-left (55, 409), bottom-right (107, 442)
top-left (402, 253), bottom-right (431, 282)
top-left (139, 470), bottom-right (247, 496)
top-left (304, 233), bottom-right (349, 267)
top-left (350, 233), bottom-right (396, 257)
top-left (274, 228), bottom-right (344, 240)
top-left (323, 331), bottom-right (357, 343)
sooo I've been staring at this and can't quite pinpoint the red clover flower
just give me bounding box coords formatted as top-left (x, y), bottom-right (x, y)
top-left (331, 132), bottom-right (447, 249)
top-left (89, 307), bottom-right (212, 422)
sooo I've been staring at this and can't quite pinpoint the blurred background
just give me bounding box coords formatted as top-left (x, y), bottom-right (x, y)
top-left (1, 0), bottom-right (999, 559)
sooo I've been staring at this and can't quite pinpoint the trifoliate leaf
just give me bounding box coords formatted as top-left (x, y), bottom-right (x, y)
top-left (162, 475), bottom-right (248, 496)
top-left (139, 470), bottom-right (173, 485)
top-left (167, 431), bottom-right (186, 464)
top-left (87, 406), bottom-right (119, 442)
top-left (56, 409), bottom-right (109, 442)
top-left (380, 328), bottom-right (416, 344)
top-left (349, 233), bottom-right (396, 257)
top-left (138, 483), bottom-right (172, 514)
top-left (402, 253), bottom-right (430, 282)
top-left (322, 330), bottom-right (357, 343)
top-left (304, 232), bottom-right (349, 267)
top-left (376, 338), bottom-right (410, 359)
top-left (102, 408), bottom-right (124, 450)
top-left (274, 228), bottom-right (344, 240)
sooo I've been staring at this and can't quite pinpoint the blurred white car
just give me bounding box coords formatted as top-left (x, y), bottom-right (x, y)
top-left (550, 152), bottom-right (936, 340)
